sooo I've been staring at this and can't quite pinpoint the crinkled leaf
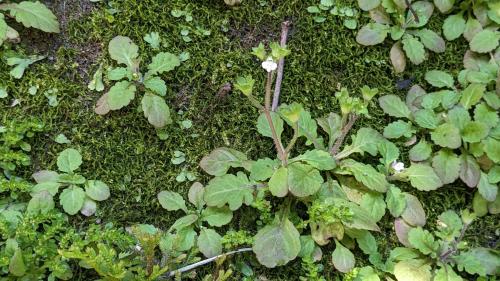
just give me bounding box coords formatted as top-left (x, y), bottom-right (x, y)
top-left (252, 218), bottom-right (301, 268)
top-left (462, 121), bottom-right (489, 143)
top-left (204, 172), bottom-right (254, 210)
top-left (386, 185), bottom-right (406, 217)
top-left (408, 227), bottom-right (439, 255)
top-left (199, 147), bottom-right (247, 176)
top-left (158, 191), bottom-right (187, 212)
top-left (483, 138), bottom-right (500, 163)
top-left (443, 14), bottom-right (465, 41)
top-left (384, 120), bottom-right (416, 139)
top-left (107, 81), bottom-right (136, 110)
top-left (405, 164), bottom-right (443, 191)
top-left (147, 52), bottom-right (180, 76)
top-left (402, 36), bottom-right (425, 65)
top-left (59, 186), bottom-right (86, 215)
top-left (414, 109), bottom-right (439, 129)
top-left (470, 30), bottom-right (500, 53)
top-left (144, 76), bottom-right (167, 96)
top-left (478, 172), bottom-right (498, 202)
top-left (416, 29), bottom-right (445, 53)
top-left (432, 149), bottom-right (460, 184)
top-left (198, 228), bottom-right (222, 258)
top-left (431, 123), bottom-right (461, 149)
top-left (337, 128), bottom-right (382, 158)
top-left (341, 159), bottom-right (388, 192)
top-left (379, 95), bottom-right (411, 118)
top-left (4, 1), bottom-right (59, 33)
top-left (57, 148), bottom-right (82, 173)
top-left (85, 180), bottom-right (110, 201)
top-left (331, 240), bottom-right (355, 273)
top-left (290, 149), bottom-right (336, 170)
top-left (141, 93), bottom-right (172, 128)
top-left (425, 70), bottom-right (454, 88)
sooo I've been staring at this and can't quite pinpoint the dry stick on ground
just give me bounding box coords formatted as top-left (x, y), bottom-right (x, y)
top-left (160, 248), bottom-right (253, 279)
top-left (330, 113), bottom-right (359, 157)
top-left (271, 20), bottom-right (292, 112)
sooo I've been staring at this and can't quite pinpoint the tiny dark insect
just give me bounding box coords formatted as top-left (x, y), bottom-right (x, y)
top-left (396, 77), bottom-right (415, 90)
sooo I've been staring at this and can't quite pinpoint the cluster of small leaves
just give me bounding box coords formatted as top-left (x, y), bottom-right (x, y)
top-left (379, 68), bottom-right (499, 214)
top-left (170, 7), bottom-right (211, 43)
top-left (0, 1), bottom-right (59, 46)
top-left (3, 52), bottom-right (46, 79)
top-left (356, 0), bottom-right (444, 72)
top-left (28, 148), bottom-right (111, 217)
top-left (157, 182), bottom-right (233, 259)
top-left (0, 118), bottom-right (44, 174)
top-left (91, 36), bottom-right (181, 128)
top-left (307, 0), bottom-right (360, 29)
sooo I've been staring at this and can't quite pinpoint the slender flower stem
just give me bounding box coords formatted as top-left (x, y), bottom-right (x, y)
top-left (330, 113), bottom-right (358, 157)
top-left (272, 20), bottom-right (292, 112)
top-left (285, 122), bottom-right (299, 156)
top-left (264, 71), bottom-right (286, 163)
top-left (160, 248), bottom-right (253, 279)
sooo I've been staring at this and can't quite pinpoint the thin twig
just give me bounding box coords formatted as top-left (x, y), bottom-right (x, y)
top-left (264, 72), bottom-right (286, 162)
top-left (330, 114), bottom-right (358, 157)
top-left (160, 248), bottom-right (253, 279)
top-left (271, 20), bottom-right (292, 112)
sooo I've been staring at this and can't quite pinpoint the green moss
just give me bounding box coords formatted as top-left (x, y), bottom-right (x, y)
top-left (1, 0), bottom-right (497, 279)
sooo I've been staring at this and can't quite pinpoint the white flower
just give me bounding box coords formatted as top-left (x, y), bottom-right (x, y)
top-left (261, 57), bottom-right (277, 72)
top-left (391, 161), bottom-right (405, 173)
top-left (135, 244), bottom-right (142, 251)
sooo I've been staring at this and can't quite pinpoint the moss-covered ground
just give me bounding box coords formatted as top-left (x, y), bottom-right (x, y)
top-left (1, 0), bottom-right (498, 279)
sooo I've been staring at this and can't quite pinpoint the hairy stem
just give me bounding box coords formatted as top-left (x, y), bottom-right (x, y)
top-left (284, 122), bottom-right (299, 156)
top-left (439, 223), bottom-right (470, 262)
top-left (160, 248), bottom-right (253, 279)
top-left (264, 72), bottom-right (286, 163)
top-left (271, 20), bottom-right (292, 112)
top-left (330, 113), bottom-right (358, 157)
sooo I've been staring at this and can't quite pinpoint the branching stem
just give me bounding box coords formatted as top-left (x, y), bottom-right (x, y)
top-left (271, 20), bottom-right (292, 112)
top-left (439, 223), bottom-right (470, 262)
top-left (330, 113), bottom-right (358, 157)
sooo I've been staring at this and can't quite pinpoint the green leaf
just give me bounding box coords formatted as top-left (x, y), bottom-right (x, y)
top-left (360, 193), bottom-right (386, 222)
top-left (405, 164), bottom-right (443, 191)
top-left (394, 259), bottom-right (432, 281)
top-left (358, 0), bottom-right (380, 11)
top-left (466, 248), bottom-right (500, 276)
top-left (197, 228), bottom-right (222, 258)
top-left (85, 180), bottom-right (110, 201)
top-left (390, 42), bottom-right (406, 73)
top-left (378, 140), bottom-right (400, 168)
top-left (169, 215), bottom-right (198, 232)
top-left (405, 1), bottom-right (434, 28)
top-left (384, 120), bottom-right (416, 139)
top-left (386, 185), bottom-right (406, 217)
top-left (59, 186), bottom-right (86, 215)
top-left (27, 191), bottom-right (54, 214)
top-left (288, 163), bottom-right (323, 197)
top-left (341, 159), bottom-right (388, 192)
top-left (31, 181), bottom-right (60, 196)
top-left (409, 139), bottom-right (432, 162)
top-left (434, 0), bottom-right (455, 13)
top-left (290, 150), bottom-right (336, 170)
top-left (204, 172), bottom-right (254, 211)
top-left (9, 249), bottom-right (26, 277)
top-left (436, 210), bottom-right (463, 241)
top-left (250, 158), bottom-right (277, 181)
top-left (459, 154), bottom-right (481, 187)
top-left (257, 112), bottom-right (284, 139)
top-left (488, 166), bottom-right (500, 184)
top-left (147, 52), bottom-right (180, 76)
top-left (415, 29), bottom-right (445, 53)
top-left (252, 218), bottom-right (301, 268)
top-left (483, 138), bottom-right (500, 163)
top-left (356, 23), bottom-right (388, 46)
top-left (478, 172), bottom-right (498, 202)
top-left (201, 207), bottom-right (233, 227)
top-left (454, 252), bottom-right (487, 276)
top-left (432, 150), bottom-right (460, 184)
top-left (188, 182), bottom-right (205, 209)
top-left (447, 106), bottom-right (470, 130)
top-left (401, 194), bottom-right (426, 227)
top-left (141, 93), bottom-right (172, 128)
top-left (57, 148), bottom-right (82, 173)
top-left (7, 55), bottom-right (45, 79)
top-left (158, 191), bottom-right (187, 212)
top-left (395, 218), bottom-right (412, 247)
top-left (431, 123), bottom-right (461, 149)
top-left (443, 14), bottom-right (465, 41)
top-left (107, 81), bottom-right (136, 110)
top-left (108, 36), bottom-right (139, 67)
top-left (234, 75), bottom-right (255, 96)
top-left (460, 83), bottom-right (485, 109)
top-left (425, 70), bottom-right (454, 88)
top-left (408, 227), bottom-right (439, 255)
top-left (470, 30), bottom-right (500, 53)
top-left (474, 103), bottom-right (499, 129)
top-left (354, 266), bottom-right (381, 281)
top-left (0, 15), bottom-right (7, 45)
top-left (337, 128), bottom-right (382, 158)
top-left (4, 1), bottom-right (59, 33)
top-left (332, 240), bottom-right (355, 273)
top-left (199, 147), bottom-right (247, 176)
top-left (402, 36), bottom-right (425, 65)
top-left (414, 109), bottom-right (439, 129)
top-left (55, 133), bottom-right (71, 144)
top-left (462, 121), bottom-right (489, 143)
top-left (268, 167), bottom-right (289, 197)
top-left (144, 76), bottom-right (167, 96)
top-left (107, 67), bottom-right (130, 80)
top-left (379, 95), bottom-right (411, 118)
top-left (80, 198), bottom-right (97, 217)
top-left (144, 31), bottom-right (160, 49)
top-left (88, 65), bottom-right (104, 92)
